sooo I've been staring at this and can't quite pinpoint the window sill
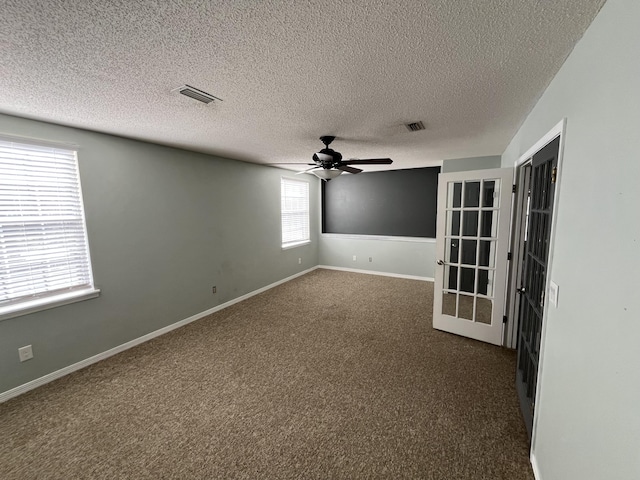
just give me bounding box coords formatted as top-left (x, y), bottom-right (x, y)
top-left (0, 288), bottom-right (101, 322)
top-left (282, 240), bottom-right (311, 250)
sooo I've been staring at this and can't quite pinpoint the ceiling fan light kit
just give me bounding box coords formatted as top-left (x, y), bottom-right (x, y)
top-left (312, 168), bottom-right (343, 180)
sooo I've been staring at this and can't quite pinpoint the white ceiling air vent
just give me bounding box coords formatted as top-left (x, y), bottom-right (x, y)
top-left (172, 85), bottom-right (222, 104)
top-left (405, 121), bottom-right (425, 132)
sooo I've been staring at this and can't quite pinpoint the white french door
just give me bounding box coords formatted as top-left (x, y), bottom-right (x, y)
top-left (433, 168), bottom-right (513, 345)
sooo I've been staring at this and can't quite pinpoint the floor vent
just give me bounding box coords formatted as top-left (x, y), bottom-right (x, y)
top-left (405, 121), bottom-right (425, 132)
top-left (173, 85), bottom-right (222, 104)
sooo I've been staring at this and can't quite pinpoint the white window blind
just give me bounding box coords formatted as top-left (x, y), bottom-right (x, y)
top-left (281, 178), bottom-right (310, 247)
top-left (0, 137), bottom-right (96, 316)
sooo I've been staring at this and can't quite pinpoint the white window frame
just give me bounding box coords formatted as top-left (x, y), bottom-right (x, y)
top-left (281, 177), bottom-right (310, 249)
top-left (0, 135), bottom-right (99, 321)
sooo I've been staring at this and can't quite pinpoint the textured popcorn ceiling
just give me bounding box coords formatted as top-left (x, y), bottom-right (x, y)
top-left (0, 0), bottom-right (606, 171)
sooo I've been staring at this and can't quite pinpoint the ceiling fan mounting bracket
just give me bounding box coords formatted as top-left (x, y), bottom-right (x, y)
top-left (319, 135), bottom-right (336, 148)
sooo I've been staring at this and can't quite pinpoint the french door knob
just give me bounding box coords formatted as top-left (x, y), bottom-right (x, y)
top-left (437, 260), bottom-right (445, 266)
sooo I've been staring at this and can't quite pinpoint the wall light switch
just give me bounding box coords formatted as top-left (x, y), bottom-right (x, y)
top-left (18, 345), bottom-right (33, 362)
top-left (549, 281), bottom-right (559, 308)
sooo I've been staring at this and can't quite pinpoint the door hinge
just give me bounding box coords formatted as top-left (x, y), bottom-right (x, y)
top-left (507, 252), bottom-right (512, 261)
top-left (512, 184), bottom-right (517, 193)
top-left (551, 167), bottom-right (557, 184)
top-left (503, 315), bottom-right (508, 324)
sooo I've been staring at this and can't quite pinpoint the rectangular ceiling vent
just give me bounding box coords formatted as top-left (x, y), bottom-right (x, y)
top-left (405, 121), bottom-right (425, 132)
top-left (173, 85), bottom-right (222, 105)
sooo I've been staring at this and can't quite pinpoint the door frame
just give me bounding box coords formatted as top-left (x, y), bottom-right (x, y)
top-left (505, 119), bottom-right (567, 448)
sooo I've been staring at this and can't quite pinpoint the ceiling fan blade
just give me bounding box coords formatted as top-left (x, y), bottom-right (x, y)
top-left (337, 165), bottom-right (362, 174)
top-left (342, 158), bottom-right (393, 165)
top-left (296, 166), bottom-right (320, 175)
top-left (268, 162), bottom-right (315, 165)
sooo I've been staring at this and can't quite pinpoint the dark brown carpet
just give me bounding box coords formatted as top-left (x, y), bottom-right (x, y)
top-left (0, 269), bottom-right (533, 479)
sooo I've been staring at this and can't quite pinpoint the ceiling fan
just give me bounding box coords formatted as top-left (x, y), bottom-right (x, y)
top-left (307, 136), bottom-right (392, 179)
top-left (275, 136), bottom-right (393, 180)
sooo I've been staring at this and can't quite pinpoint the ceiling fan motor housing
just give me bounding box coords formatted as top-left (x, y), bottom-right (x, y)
top-left (313, 148), bottom-right (342, 168)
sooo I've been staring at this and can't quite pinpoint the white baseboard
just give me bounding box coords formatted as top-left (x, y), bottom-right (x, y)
top-left (318, 265), bottom-right (434, 282)
top-left (531, 452), bottom-right (541, 480)
top-left (0, 266), bottom-right (318, 404)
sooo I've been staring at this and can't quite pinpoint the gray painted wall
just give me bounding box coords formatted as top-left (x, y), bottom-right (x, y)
top-left (0, 113), bottom-right (319, 394)
top-left (441, 155), bottom-right (501, 173)
top-left (319, 235), bottom-right (436, 278)
top-left (501, 0), bottom-right (640, 478)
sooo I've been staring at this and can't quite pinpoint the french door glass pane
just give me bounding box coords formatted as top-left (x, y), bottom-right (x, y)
top-left (442, 292), bottom-right (456, 316)
top-left (478, 269), bottom-right (495, 296)
top-left (462, 211), bottom-right (479, 236)
top-left (460, 267), bottom-right (475, 293)
top-left (446, 210), bottom-right (461, 236)
top-left (461, 239), bottom-right (477, 265)
top-left (478, 240), bottom-right (496, 267)
top-left (464, 181), bottom-right (480, 207)
top-left (476, 298), bottom-right (493, 324)
top-left (480, 210), bottom-right (498, 238)
top-left (482, 180), bottom-right (498, 208)
top-left (459, 294), bottom-right (474, 320)
top-left (449, 182), bottom-right (462, 208)
top-left (446, 239), bottom-right (459, 264)
top-left (447, 266), bottom-right (458, 290)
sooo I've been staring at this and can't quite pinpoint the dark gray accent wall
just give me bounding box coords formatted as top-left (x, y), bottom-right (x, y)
top-left (0, 113), bottom-right (319, 394)
top-left (322, 167), bottom-right (440, 238)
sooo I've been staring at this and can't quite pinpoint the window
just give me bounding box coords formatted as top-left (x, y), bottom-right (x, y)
top-left (0, 136), bottom-right (98, 320)
top-left (281, 177), bottom-right (310, 248)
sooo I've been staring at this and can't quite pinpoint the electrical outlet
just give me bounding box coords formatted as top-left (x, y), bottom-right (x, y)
top-left (212, 286), bottom-right (217, 294)
top-left (369, 257), bottom-right (372, 262)
top-left (298, 257), bottom-right (302, 264)
top-left (352, 255), bottom-right (357, 261)
top-left (18, 345), bottom-right (33, 362)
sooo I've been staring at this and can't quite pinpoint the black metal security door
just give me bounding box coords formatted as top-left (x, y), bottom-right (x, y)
top-left (516, 137), bottom-right (560, 438)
